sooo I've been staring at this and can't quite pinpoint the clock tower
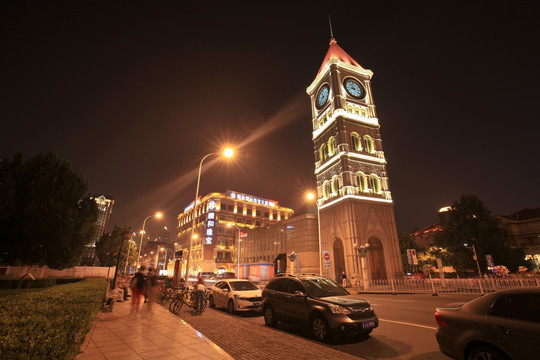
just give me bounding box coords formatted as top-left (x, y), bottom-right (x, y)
top-left (306, 38), bottom-right (403, 283)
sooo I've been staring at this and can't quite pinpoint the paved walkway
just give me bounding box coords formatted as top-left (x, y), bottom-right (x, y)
top-left (76, 299), bottom-right (234, 360)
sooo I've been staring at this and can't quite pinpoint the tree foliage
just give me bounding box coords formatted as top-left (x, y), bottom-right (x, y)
top-left (0, 151), bottom-right (98, 269)
top-left (95, 227), bottom-right (133, 268)
top-left (433, 194), bottom-right (530, 275)
top-left (398, 232), bottom-right (423, 271)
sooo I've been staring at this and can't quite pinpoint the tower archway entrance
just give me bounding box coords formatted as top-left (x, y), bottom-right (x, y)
top-left (333, 238), bottom-right (346, 282)
top-left (367, 237), bottom-right (387, 280)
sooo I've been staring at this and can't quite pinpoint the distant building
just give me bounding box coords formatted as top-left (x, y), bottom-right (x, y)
top-left (494, 208), bottom-right (540, 270)
top-left (176, 190), bottom-right (294, 277)
top-left (82, 194), bottom-right (114, 265)
top-left (242, 212), bottom-right (319, 276)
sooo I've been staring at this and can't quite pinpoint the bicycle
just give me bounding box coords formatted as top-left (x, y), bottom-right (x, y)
top-left (158, 285), bottom-right (177, 304)
top-left (169, 287), bottom-right (208, 314)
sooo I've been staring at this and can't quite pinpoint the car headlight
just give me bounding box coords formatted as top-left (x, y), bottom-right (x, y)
top-left (234, 295), bottom-right (248, 301)
top-left (327, 303), bottom-right (351, 314)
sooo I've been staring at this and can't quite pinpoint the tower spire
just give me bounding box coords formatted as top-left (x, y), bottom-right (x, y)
top-left (328, 16), bottom-right (334, 40)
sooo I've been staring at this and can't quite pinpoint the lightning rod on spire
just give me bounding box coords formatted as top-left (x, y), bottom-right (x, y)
top-left (328, 16), bottom-right (334, 39)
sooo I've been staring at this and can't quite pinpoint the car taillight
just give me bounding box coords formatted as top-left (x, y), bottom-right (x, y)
top-left (434, 311), bottom-right (448, 327)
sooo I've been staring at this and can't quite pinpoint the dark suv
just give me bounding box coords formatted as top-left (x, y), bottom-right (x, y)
top-left (262, 274), bottom-right (378, 341)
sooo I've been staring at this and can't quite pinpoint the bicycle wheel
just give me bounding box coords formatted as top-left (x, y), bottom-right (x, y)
top-left (171, 297), bottom-right (184, 314)
top-left (168, 298), bottom-right (177, 312)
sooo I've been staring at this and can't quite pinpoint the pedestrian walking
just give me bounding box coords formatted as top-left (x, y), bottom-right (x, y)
top-left (194, 275), bottom-right (206, 315)
top-left (145, 267), bottom-right (159, 313)
top-left (130, 266), bottom-right (147, 315)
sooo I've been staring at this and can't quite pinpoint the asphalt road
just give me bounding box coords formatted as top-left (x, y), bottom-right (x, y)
top-left (171, 292), bottom-right (480, 360)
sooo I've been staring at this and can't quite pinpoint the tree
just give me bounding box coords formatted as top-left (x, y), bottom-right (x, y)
top-left (95, 227), bottom-right (131, 268)
top-left (0, 151), bottom-right (98, 269)
top-left (433, 194), bottom-right (530, 275)
top-left (398, 232), bottom-right (424, 272)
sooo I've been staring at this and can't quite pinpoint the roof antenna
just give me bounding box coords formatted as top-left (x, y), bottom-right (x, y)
top-left (328, 16), bottom-right (335, 40)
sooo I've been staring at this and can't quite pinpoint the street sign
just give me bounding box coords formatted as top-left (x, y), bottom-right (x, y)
top-left (407, 249), bottom-right (418, 265)
top-left (323, 250), bottom-right (331, 269)
top-left (486, 254), bottom-right (494, 267)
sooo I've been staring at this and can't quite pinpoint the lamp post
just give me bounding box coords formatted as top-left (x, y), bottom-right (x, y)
top-left (228, 223), bottom-right (242, 279)
top-left (185, 148), bottom-right (234, 283)
top-left (465, 241), bottom-right (484, 294)
top-left (137, 212), bottom-right (162, 269)
top-left (123, 232), bottom-right (136, 275)
top-left (307, 192), bottom-right (322, 275)
top-left (354, 242), bottom-right (370, 291)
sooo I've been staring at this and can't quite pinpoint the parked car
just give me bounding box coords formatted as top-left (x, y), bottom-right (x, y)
top-left (435, 287), bottom-right (540, 360)
top-left (262, 273), bottom-right (378, 342)
top-left (208, 279), bottom-right (262, 314)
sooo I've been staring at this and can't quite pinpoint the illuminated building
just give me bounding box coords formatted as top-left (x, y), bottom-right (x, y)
top-left (241, 212), bottom-right (319, 277)
top-left (82, 194), bottom-right (114, 265)
top-left (176, 190), bottom-right (294, 276)
top-left (306, 38), bottom-right (403, 282)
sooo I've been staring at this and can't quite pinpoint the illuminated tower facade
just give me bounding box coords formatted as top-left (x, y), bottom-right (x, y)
top-left (306, 38), bottom-right (403, 282)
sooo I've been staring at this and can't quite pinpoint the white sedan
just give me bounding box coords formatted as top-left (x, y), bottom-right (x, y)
top-left (208, 279), bottom-right (262, 314)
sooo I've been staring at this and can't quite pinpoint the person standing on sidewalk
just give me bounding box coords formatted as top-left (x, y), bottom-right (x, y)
top-left (194, 275), bottom-right (206, 315)
top-left (145, 267), bottom-right (159, 313)
top-left (341, 271), bottom-right (348, 287)
top-left (130, 266), bottom-right (147, 315)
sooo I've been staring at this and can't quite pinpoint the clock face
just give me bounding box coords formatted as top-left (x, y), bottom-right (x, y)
top-left (344, 79), bottom-right (366, 99)
top-left (316, 85), bottom-right (329, 108)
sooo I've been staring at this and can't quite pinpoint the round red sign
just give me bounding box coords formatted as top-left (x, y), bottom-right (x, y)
top-left (323, 252), bottom-right (330, 261)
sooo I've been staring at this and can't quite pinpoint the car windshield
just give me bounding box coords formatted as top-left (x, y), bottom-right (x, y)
top-left (301, 277), bottom-right (349, 297)
top-left (230, 281), bottom-right (259, 291)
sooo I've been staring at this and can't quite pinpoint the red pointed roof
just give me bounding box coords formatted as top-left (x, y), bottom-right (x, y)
top-left (317, 38), bottom-right (362, 75)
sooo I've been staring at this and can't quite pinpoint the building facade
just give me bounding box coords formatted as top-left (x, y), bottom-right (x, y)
top-left (306, 38), bottom-right (403, 283)
top-left (82, 194), bottom-right (114, 265)
top-left (176, 190), bottom-right (294, 277)
top-left (242, 213), bottom-right (319, 276)
top-left (495, 208), bottom-right (540, 271)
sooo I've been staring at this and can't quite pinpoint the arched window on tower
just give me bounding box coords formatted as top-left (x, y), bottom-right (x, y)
top-left (356, 172), bottom-right (367, 192)
top-left (331, 176), bottom-right (340, 196)
top-left (328, 136), bottom-right (337, 156)
top-left (323, 181), bottom-right (331, 199)
top-left (351, 132), bottom-right (362, 151)
top-left (320, 143), bottom-right (328, 163)
top-left (363, 135), bottom-right (375, 154)
top-left (369, 174), bottom-right (381, 194)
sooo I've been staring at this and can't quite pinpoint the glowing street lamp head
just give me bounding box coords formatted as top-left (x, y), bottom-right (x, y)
top-left (155, 212), bottom-right (163, 219)
top-left (223, 148), bottom-right (234, 158)
top-left (306, 192), bottom-right (315, 201)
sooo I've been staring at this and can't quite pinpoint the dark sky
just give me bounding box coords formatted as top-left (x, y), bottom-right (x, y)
top-left (1, 1), bottom-right (538, 240)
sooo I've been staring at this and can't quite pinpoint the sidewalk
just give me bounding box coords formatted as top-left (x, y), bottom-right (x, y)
top-left (76, 300), bottom-right (234, 360)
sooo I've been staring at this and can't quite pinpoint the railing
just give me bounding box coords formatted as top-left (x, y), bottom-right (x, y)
top-left (354, 277), bottom-right (540, 294)
top-left (0, 265), bottom-right (116, 279)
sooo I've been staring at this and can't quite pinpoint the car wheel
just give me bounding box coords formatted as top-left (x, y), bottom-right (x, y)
top-left (228, 300), bottom-right (235, 314)
top-left (311, 315), bottom-right (330, 342)
top-left (208, 295), bottom-right (215, 308)
top-left (264, 306), bottom-right (276, 326)
top-left (467, 345), bottom-right (508, 360)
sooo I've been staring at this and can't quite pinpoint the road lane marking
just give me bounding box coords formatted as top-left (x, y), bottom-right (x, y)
top-left (379, 318), bottom-right (437, 330)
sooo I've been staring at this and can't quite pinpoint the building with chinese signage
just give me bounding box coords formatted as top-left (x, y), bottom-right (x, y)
top-left (176, 190), bottom-right (294, 277)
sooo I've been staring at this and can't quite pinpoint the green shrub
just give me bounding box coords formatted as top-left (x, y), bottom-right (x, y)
top-left (0, 278), bottom-right (107, 360)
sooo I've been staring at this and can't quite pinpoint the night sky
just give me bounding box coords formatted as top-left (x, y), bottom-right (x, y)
top-left (2, 1), bottom-right (538, 240)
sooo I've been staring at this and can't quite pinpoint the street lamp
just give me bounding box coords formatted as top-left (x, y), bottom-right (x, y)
top-left (306, 192), bottom-right (322, 275)
top-left (354, 242), bottom-right (370, 291)
top-left (123, 232), bottom-right (136, 275)
top-left (137, 212), bottom-right (162, 269)
top-left (228, 223), bottom-right (242, 279)
top-left (464, 241), bottom-right (484, 294)
top-left (185, 148), bottom-right (234, 282)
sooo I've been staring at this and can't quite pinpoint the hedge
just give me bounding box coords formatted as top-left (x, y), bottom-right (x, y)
top-left (0, 278), bottom-right (108, 360)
